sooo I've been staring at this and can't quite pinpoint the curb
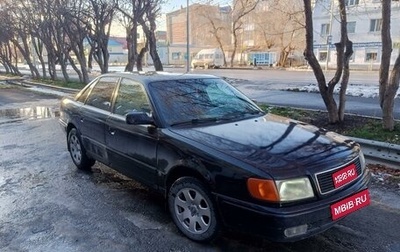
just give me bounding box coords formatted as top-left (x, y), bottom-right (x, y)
top-left (22, 80), bottom-right (79, 94)
top-left (4, 79), bottom-right (79, 95)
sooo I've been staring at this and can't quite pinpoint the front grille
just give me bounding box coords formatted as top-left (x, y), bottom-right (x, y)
top-left (315, 157), bottom-right (362, 195)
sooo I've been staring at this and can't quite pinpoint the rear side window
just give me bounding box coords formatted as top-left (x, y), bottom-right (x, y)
top-left (85, 77), bottom-right (119, 111)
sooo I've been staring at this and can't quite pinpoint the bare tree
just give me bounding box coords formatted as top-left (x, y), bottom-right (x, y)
top-left (138, 0), bottom-right (164, 71)
top-left (117, 0), bottom-right (146, 71)
top-left (379, 0), bottom-right (400, 131)
top-left (0, 9), bottom-right (21, 76)
top-left (230, 0), bottom-right (260, 67)
top-left (86, 0), bottom-right (116, 74)
top-left (253, 0), bottom-right (305, 67)
top-left (63, 0), bottom-right (91, 83)
top-left (195, 3), bottom-right (231, 67)
top-left (303, 0), bottom-right (353, 123)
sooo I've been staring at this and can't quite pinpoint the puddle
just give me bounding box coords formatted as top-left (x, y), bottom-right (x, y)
top-left (0, 107), bottom-right (57, 123)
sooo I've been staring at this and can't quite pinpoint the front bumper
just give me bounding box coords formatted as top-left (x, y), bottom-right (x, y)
top-left (216, 169), bottom-right (370, 242)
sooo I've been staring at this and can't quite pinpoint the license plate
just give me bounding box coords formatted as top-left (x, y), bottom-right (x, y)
top-left (331, 189), bottom-right (370, 220)
top-left (332, 163), bottom-right (357, 188)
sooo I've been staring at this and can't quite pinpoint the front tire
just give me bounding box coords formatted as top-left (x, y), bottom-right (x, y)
top-left (168, 177), bottom-right (219, 242)
top-left (67, 128), bottom-right (95, 170)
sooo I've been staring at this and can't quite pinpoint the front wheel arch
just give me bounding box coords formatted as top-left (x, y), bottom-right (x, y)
top-left (165, 166), bottom-right (211, 198)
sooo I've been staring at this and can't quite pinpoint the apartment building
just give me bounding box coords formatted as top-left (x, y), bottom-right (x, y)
top-left (166, 4), bottom-right (231, 65)
top-left (238, 0), bottom-right (305, 66)
top-left (313, 0), bottom-right (400, 70)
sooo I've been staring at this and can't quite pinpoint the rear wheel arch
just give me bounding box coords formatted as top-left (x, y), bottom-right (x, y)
top-left (66, 123), bottom-right (77, 147)
top-left (67, 127), bottom-right (95, 170)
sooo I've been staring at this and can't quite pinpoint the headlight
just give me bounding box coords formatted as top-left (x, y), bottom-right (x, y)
top-left (247, 177), bottom-right (314, 202)
top-left (275, 178), bottom-right (314, 202)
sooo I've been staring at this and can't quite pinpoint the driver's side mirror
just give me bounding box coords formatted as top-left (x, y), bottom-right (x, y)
top-left (126, 111), bottom-right (154, 125)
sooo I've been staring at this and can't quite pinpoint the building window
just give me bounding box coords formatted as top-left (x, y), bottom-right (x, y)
top-left (345, 0), bottom-right (359, 6)
top-left (172, 52), bottom-right (181, 60)
top-left (321, 23), bottom-right (330, 36)
top-left (347, 22), bottom-right (356, 33)
top-left (319, 51), bottom-right (327, 61)
top-left (366, 52), bottom-right (378, 62)
top-left (369, 19), bottom-right (382, 32)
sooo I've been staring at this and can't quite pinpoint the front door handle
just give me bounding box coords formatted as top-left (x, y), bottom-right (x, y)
top-left (108, 127), bottom-right (115, 135)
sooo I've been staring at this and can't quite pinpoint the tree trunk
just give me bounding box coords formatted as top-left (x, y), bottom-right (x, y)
top-left (145, 28), bottom-right (163, 71)
top-left (339, 40), bottom-right (353, 121)
top-left (47, 52), bottom-right (57, 81)
top-left (303, 0), bottom-right (338, 123)
top-left (230, 27), bottom-right (238, 67)
top-left (303, 0), bottom-right (351, 124)
top-left (125, 25), bottom-right (138, 72)
top-left (379, 0), bottom-right (399, 130)
top-left (136, 46), bottom-right (148, 71)
top-left (12, 37), bottom-right (40, 78)
top-left (59, 55), bottom-right (70, 83)
top-left (382, 54), bottom-right (400, 130)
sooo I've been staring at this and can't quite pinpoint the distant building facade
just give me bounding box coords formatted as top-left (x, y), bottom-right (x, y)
top-left (313, 0), bottom-right (400, 70)
top-left (166, 4), bottom-right (232, 65)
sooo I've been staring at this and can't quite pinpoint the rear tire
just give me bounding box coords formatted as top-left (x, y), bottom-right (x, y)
top-left (67, 128), bottom-right (95, 170)
top-left (168, 177), bottom-right (219, 242)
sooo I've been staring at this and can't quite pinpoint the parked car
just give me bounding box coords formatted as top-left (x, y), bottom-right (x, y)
top-left (191, 48), bottom-right (224, 69)
top-left (59, 72), bottom-right (370, 242)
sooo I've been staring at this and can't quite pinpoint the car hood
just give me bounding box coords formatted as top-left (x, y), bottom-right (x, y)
top-left (169, 114), bottom-right (359, 178)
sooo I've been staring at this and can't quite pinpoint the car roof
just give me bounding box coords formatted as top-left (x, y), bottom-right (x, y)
top-left (99, 71), bottom-right (219, 85)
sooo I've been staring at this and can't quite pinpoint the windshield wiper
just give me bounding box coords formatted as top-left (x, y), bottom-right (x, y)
top-left (220, 110), bottom-right (264, 120)
top-left (171, 117), bottom-right (218, 127)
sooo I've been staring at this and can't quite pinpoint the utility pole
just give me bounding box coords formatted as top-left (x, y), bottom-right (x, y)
top-left (186, 0), bottom-right (190, 73)
top-left (326, 0), bottom-right (334, 71)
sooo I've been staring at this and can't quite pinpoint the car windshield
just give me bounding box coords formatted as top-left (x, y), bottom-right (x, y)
top-left (148, 78), bottom-right (265, 126)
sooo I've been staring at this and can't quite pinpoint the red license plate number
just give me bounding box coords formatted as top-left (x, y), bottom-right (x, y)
top-left (332, 164), bottom-right (357, 188)
top-left (331, 189), bottom-right (370, 220)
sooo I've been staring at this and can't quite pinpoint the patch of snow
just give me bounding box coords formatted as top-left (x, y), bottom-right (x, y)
top-left (293, 83), bottom-right (400, 98)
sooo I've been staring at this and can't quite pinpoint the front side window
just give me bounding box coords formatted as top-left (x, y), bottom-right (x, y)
top-left (76, 81), bottom-right (96, 103)
top-left (85, 77), bottom-right (119, 111)
top-left (149, 78), bottom-right (263, 126)
top-left (113, 78), bottom-right (151, 116)
top-left (370, 19), bottom-right (382, 32)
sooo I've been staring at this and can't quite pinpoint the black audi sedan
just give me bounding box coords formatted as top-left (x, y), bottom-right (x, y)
top-left (59, 72), bottom-right (370, 242)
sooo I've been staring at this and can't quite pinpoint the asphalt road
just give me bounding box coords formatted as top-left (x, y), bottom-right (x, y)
top-left (1, 84), bottom-right (400, 251)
